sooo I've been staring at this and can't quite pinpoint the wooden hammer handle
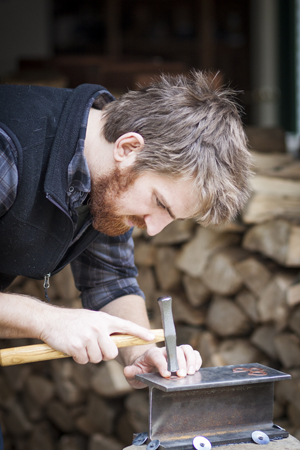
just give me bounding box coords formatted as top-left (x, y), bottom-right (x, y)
top-left (0, 329), bottom-right (165, 366)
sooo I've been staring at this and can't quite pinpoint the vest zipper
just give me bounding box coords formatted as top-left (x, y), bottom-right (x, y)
top-left (43, 272), bottom-right (51, 302)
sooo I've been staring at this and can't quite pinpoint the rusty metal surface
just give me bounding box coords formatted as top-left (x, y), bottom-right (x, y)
top-left (136, 364), bottom-right (291, 449)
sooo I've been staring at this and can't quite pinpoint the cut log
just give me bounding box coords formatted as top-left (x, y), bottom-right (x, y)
top-left (3, 401), bottom-right (33, 436)
top-left (151, 219), bottom-right (195, 245)
top-left (134, 242), bottom-right (156, 266)
top-left (46, 400), bottom-right (75, 433)
top-left (289, 306), bottom-right (300, 338)
top-left (243, 193), bottom-right (300, 224)
top-left (83, 394), bottom-right (118, 436)
top-left (154, 247), bottom-right (181, 291)
top-left (91, 360), bottom-right (132, 398)
top-left (175, 227), bottom-right (241, 278)
top-left (125, 391), bottom-right (149, 433)
top-left (212, 338), bottom-right (265, 366)
top-left (287, 282), bottom-right (300, 307)
top-left (274, 333), bottom-right (300, 369)
top-left (243, 220), bottom-right (300, 267)
top-left (207, 296), bottom-right (252, 337)
top-left (136, 266), bottom-right (157, 311)
top-left (275, 369), bottom-right (300, 406)
top-left (235, 257), bottom-right (272, 296)
top-left (25, 375), bottom-right (55, 407)
top-left (250, 325), bottom-right (278, 360)
top-left (182, 274), bottom-right (211, 307)
top-left (287, 226), bottom-right (300, 266)
top-left (251, 175), bottom-right (300, 196)
top-left (197, 331), bottom-right (220, 368)
top-left (243, 219), bottom-right (290, 265)
top-left (56, 379), bottom-right (86, 406)
top-left (58, 434), bottom-right (87, 450)
top-left (287, 402), bottom-right (300, 427)
top-left (243, 175), bottom-right (300, 224)
top-left (115, 412), bottom-right (135, 448)
top-left (170, 293), bottom-right (206, 326)
top-left (202, 248), bottom-right (247, 296)
top-left (235, 288), bottom-right (259, 323)
top-left (258, 273), bottom-right (294, 329)
top-left (28, 422), bottom-right (56, 450)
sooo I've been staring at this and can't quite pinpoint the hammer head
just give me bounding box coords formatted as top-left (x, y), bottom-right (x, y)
top-left (158, 296), bottom-right (179, 373)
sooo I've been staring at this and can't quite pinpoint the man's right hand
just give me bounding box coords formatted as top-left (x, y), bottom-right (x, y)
top-left (40, 307), bottom-right (155, 364)
top-left (0, 292), bottom-right (155, 365)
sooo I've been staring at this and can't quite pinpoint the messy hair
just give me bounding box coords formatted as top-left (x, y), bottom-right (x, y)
top-left (102, 70), bottom-right (252, 226)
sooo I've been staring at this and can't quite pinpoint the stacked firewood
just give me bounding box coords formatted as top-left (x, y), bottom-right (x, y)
top-left (0, 127), bottom-right (300, 449)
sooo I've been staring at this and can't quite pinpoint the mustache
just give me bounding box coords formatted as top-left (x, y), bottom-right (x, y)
top-left (125, 215), bottom-right (147, 229)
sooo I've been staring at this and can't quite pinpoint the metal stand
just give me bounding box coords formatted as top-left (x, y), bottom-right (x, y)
top-left (136, 363), bottom-right (291, 450)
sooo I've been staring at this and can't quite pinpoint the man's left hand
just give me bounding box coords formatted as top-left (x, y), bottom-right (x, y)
top-left (123, 345), bottom-right (202, 389)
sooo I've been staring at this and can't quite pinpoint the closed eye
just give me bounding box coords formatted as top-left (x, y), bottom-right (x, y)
top-left (156, 197), bottom-right (166, 209)
top-left (156, 196), bottom-right (176, 220)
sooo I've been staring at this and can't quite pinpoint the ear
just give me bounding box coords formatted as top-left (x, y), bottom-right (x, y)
top-left (113, 132), bottom-right (144, 167)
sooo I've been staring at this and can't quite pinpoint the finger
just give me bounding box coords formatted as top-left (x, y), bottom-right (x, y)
top-left (97, 335), bottom-right (119, 361)
top-left (176, 345), bottom-right (202, 376)
top-left (175, 345), bottom-right (196, 376)
top-left (195, 350), bottom-right (202, 371)
top-left (145, 347), bottom-right (169, 378)
top-left (86, 341), bottom-right (103, 364)
top-left (71, 348), bottom-right (89, 365)
top-left (175, 346), bottom-right (188, 378)
top-left (102, 313), bottom-right (155, 342)
top-left (123, 365), bottom-right (149, 389)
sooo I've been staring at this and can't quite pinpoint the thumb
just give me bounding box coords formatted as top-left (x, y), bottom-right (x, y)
top-left (124, 364), bottom-right (140, 379)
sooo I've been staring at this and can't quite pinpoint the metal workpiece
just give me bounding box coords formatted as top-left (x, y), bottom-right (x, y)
top-left (136, 364), bottom-right (291, 449)
top-left (157, 296), bottom-right (179, 373)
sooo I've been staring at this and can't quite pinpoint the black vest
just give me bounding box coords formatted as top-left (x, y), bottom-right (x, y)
top-left (0, 83), bottom-right (111, 290)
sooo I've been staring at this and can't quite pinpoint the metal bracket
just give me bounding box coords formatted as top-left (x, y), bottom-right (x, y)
top-left (136, 363), bottom-right (291, 449)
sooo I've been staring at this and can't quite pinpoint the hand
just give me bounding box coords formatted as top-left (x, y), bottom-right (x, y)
top-left (123, 345), bottom-right (202, 389)
top-left (39, 306), bottom-right (155, 365)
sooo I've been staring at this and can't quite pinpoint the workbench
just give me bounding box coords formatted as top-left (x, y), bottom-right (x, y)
top-left (124, 435), bottom-right (300, 449)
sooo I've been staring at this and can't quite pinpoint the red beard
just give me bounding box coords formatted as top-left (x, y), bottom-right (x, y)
top-left (89, 167), bottom-right (147, 237)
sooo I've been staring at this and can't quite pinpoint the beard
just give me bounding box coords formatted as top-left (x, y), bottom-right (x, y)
top-left (89, 166), bottom-right (147, 237)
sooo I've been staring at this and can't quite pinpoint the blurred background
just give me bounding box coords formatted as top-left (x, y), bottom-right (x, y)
top-left (0, 0), bottom-right (299, 151)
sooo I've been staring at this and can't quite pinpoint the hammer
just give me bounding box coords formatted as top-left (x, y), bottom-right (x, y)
top-left (158, 295), bottom-right (179, 374)
top-left (0, 330), bottom-right (164, 366)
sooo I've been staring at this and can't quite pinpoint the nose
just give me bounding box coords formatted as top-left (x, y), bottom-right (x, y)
top-left (144, 214), bottom-right (174, 236)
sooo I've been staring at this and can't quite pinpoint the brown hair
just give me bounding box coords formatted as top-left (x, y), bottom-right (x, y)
top-left (102, 70), bottom-right (252, 226)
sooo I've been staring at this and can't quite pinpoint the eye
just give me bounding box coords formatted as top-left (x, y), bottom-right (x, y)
top-left (156, 198), bottom-right (166, 209)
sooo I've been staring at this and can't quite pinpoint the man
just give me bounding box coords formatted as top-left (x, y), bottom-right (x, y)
top-left (0, 71), bottom-right (251, 390)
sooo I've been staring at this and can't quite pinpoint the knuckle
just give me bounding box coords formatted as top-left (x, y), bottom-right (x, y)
top-left (73, 354), bottom-right (89, 365)
top-left (103, 347), bottom-right (118, 361)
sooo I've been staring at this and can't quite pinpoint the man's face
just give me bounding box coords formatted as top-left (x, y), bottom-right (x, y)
top-left (89, 166), bottom-right (145, 236)
top-left (90, 167), bottom-right (198, 237)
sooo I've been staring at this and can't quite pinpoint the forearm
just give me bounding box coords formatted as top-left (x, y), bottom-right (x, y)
top-left (0, 292), bottom-right (48, 339)
top-left (101, 294), bottom-right (155, 366)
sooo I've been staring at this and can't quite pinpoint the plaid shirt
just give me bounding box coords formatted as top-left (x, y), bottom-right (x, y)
top-left (0, 90), bottom-right (144, 310)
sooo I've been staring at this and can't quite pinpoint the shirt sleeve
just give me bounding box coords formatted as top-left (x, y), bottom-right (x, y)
top-left (0, 127), bottom-right (18, 217)
top-left (70, 229), bottom-right (145, 310)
